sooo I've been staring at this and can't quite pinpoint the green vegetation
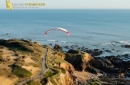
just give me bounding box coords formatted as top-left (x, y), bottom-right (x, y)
top-left (48, 78), bottom-right (57, 85)
top-left (28, 63), bottom-right (40, 67)
top-left (43, 68), bottom-right (61, 84)
top-left (12, 48), bottom-right (31, 56)
top-left (0, 39), bottom-right (44, 63)
top-left (53, 57), bottom-right (68, 64)
top-left (55, 52), bottom-right (65, 58)
top-left (0, 39), bottom-right (101, 85)
top-left (0, 52), bottom-right (5, 62)
top-left (12, 65), bottom-right (32, 78)
top-left (65, 53), bottom-right (81, 58)
top-left (27, 80), bottom-right (41, 85)
top-left (45, 48), bottom-right (70, 84)
top-left (9, 46), bottom-right (41, 62)
top-left (89, 79), bottom-right (101, 85)
top-left (44, 70), bottom-right (56, 77)
top-left (47, 71), bottom-right (61, 85)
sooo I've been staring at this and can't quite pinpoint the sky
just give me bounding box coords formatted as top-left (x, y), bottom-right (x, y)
top-left (0, 0), bottom-right (130, 9)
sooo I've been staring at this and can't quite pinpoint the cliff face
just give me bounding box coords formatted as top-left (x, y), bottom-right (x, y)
top-left (54, 50), bottom-right (94, 71)
top-left (44, 50), bottom-right (94, 85)
top-left (81, 53), bottom-right (94, 71)
top-left (46, 71), bottom-right (74, 85)
top-left (0, 39), bottom-right (97, 85)
top-left (59, 63), bottom-right (75, 74)
top-left (45, 56), bottom-right (75, 85)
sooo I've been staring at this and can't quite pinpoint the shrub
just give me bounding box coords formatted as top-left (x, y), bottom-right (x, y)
top-left (28, 80), bottom-right (41, 85)
top-left (89, 79), bottom-right (100, 85)
top-left (0, 53), bottom-right (5, 61)
top-left (12, 65), bottom-right (32, 78)
top-left (44, 70), bottom-right (55, 77)
top-left (29, 63), bottom-right (40, 67)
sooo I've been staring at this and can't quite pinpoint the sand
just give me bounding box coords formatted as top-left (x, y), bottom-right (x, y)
top-left (0, 76), bottom-right (18, 85)
top-left (0, 46), bottom-right (45, 85)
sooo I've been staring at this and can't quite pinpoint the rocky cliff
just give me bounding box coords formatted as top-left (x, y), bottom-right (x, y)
top-left (43, 49), bottom-right (95, 85)
top-left (43, 48), bottom-right (75, 85)
top-left (0, 39), bottom-right (100, 85)
top-left (54, 49), bottom-right (94, 71)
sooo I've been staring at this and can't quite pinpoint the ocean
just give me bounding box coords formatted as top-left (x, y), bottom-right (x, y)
top-left (0, 9), bottom-right (130, 56)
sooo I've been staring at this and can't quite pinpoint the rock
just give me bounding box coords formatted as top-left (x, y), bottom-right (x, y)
top-left (64, 46), bottom-right (69, 49)
top-left (86, 49), bottom-right (103, 57)
top-left (92, 59), bottom-right (105, 70)
top-left (64, 51), bottom-right (94, 71)
top-left (55, 52), bottom-right (65, 59)
top-left (60, 63), bottom-right (75, 74)
top-left (54, 44), bottom-right (63, 51)
top-left (121, 45), bottom-right (130, 48)
top-left (0, 39), bottom-right (7, 45)
top-left (104, 50), bottom-right (112, 53)
top-left (67, 49), bottom-right (80, 54)
top-left (102, 58), bottom-right (114, 68)
top-left (86, 67), bottom-right (98, 74)
top-left (49, 43), bottom-right (52, 45)
top-left (46, 72), bottom-right (75, 85)
top-left (46, 59), bottom-right (75, 85)
top-left (92, 58), bottom-right (121, 73)
top-left (123, 54), bottom-right (129, 57)
top-left (81, 53), bottom-right (94, 71)
top-left (64, 53), bottom-right (83, 71)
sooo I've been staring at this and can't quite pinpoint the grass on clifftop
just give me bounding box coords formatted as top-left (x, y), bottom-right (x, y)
top-left (44, 69), bottom-right (57, 77)
top-left (43, 69), bottom-right (61, 85)
top-left (53, 57), bottom-right (68, 64)
top-left (27, 80), bottom-right (41, 85)
top-left (89, 79), bottom-right (101, 85)
top-left (0, 52), bottom-right (5, 62)
top-left (12, 65), bottom-right (32, 78)
top-left (0, 39), bottom-right (44, 63)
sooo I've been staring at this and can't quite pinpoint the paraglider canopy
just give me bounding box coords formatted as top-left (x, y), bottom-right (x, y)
top-left (44, 27), bottom-right (70, 36)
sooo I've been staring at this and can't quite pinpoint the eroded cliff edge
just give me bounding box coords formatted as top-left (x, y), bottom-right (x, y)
top-left (2, 39), bottom-right (123, 85)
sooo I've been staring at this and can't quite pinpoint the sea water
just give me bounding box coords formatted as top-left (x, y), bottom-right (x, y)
top-left (0, 9), bottom-right (130, 56)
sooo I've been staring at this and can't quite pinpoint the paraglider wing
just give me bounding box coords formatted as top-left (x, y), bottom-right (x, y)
top-left (44, 30), bottom-right (51, 36)
top-left (44, 28), bottom-right (70, 36)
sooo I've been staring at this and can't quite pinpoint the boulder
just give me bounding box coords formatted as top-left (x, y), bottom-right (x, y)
top-left (67, 49), bottom-right (80, 54)
top-left (121, 45), bottom-right (130, 48)
top-left (92, 58), bottom-right (120, 73)
top-left (65, 52), bottom-right (94, 71)
top-left (81, 53), bottom-right (94, 71)
top-left (86, 49), bottom-right (103, 57)
top-left (54, 44), bottom-right (63, 51)
top-left (65, 53), bottom-right (83, 71)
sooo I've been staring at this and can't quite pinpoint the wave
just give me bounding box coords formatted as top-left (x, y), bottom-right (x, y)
top-left (46, 40), bottom-right (72, 44)
top-left (47, 40), bottom-right (56, 42)
top-left (86, 31), bottom-right (129, 38)
top-left (58, 41), bottom-right (67, 43)
top-left (117, 41), bottom-right (130, 45)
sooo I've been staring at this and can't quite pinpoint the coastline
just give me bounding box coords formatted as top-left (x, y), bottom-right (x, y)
top-left (0, 38), bottom-right (130, 85)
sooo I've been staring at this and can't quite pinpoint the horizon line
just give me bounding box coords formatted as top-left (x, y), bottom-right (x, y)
top-left (0, 8), bottom-right (130, 10)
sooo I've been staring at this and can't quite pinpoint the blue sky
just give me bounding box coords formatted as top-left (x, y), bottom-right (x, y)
top-left (1, 0), bottom-right (130, 9)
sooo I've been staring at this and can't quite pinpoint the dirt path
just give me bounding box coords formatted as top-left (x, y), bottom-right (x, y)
top-left (17, 48), bottom-right (48, 85)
